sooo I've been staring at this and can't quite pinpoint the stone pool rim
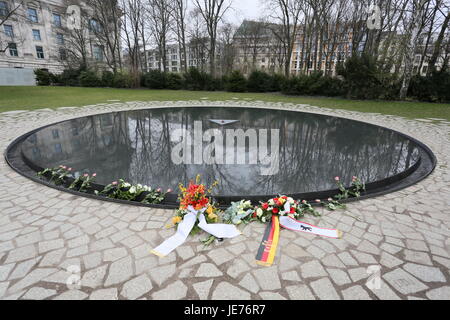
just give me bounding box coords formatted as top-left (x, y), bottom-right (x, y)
top-left (4, 104), bottom-right (437, 209)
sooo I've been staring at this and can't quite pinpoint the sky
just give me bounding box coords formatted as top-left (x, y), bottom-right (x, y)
top-left (228, 0), bottom-right (265, 23)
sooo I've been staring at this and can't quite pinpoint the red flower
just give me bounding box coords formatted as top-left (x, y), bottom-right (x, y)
top-left (252, 211), bottom-right (257, 218)
top-left (272, 208), bottom-right (279, 214)
top-left (262, 203), bottom-right (269, 210)
top-left (290, 207), bottom-right (296, 214)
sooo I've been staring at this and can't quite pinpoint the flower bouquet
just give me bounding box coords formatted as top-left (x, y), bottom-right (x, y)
top-left (152, 176), bottom-right (241, 256)
top-left (223, 200), bottom-right (255, 225)
top-left (255, 196), bottom-right (321, 223)
top-left (170, 175), bottom-right (219, 237)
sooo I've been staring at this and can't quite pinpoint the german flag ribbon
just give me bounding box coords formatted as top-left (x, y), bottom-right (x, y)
top-left (256, 215), bottom-right (342, 267)
top-left (255, 215), bottom-right (280, 267)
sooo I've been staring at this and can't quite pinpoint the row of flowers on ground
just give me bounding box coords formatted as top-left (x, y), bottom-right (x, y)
top-left (37, 166), bottom-right (365, 245)
top-left (37, 166), bottom-right (170, 205)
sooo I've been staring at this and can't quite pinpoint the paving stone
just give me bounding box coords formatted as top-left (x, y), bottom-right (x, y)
top-left (53, 290), bottom-right (88, 300)
top-left (211, 282), bottom-right (251, 300)
top-left (403, 249), bottom-right (433, 265)
top-left (281, 271), bottom-right (301, 282)
top-left (285, 284), bottom-right (315, 300)
top-left (152, 280), bottom-right (187, 300)
top-left (425, 286), bottom-right (450, 300)
top-left (104, 256), bottom-right (133, 286)
top-left (342, 285), bottom-right (371, 300)
top-left (239, 274), bottom-right (260, 293)
top-left (104, 247), bottom-right (128, 262)
top-left (383, 268), bottom-right (428, 295)
top-left (403, 263), bottom-right (446, 283)
top-left (327, 268), bottom-right (351, 286)
top-left (81, 265), bottom-right (108, 288)
top-left (207, 248), bottom-right (234, 265)
top-left (300, 260), bottom-right (327, 278)
top-left (149, 264), bottom-right (176, 286)
top-left (0, 264), bottom-right (15, 281)
top-left (83, 252), bottom-right (102, 269)
top-left (8, 258), bottom-right (39, 280)
top-left (195, 263), bottom-right (223, 278)
top-left (22, 287), bottom-right (57, 300)
top-left (193, 279), bottom-right (214, 300)
top-left (90, 288), bottom-right (118, 300)
top-left (310, 278), bottom-right (340, 300)
top-left (253, 267), bottom-right (281, 290)
top-left (367, 280), bottom-right (401, 300)
top-left (8, 268), bottom-right (57, 293)
top-left (121, 274), bottom-right (153, 300)
top-left (5, 245), bottom-right (37, 263)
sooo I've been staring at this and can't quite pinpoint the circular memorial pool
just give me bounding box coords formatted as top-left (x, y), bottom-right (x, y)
top-left (5, 106), bottom-right (436, 207)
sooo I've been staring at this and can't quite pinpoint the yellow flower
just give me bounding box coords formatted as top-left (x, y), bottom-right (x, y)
top-left (172, 216), bottom-right (182, 225)
top-left (206, 206), bottom-right (214, 216)
top-left (208, 212), bottom-right (218, 222)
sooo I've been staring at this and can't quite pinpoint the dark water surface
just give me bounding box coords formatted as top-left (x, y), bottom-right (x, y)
top-left (21, 107), bottom-right (421, 197)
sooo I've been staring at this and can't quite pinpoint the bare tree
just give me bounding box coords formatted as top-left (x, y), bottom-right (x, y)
top-left (148, 0), bottom-right (173, 73)
top-left (86, 0), bottom-right (123, 72)
top-left (428, 3), bottom-right (450, 74)
top-left (0, 1), bottom-right (23, 53)
top-left (170, 0), bottom-right (188, 73)
top-left (265, 0), bottom-right (303, 77)
top-left (399, 0), bottom-right (432, 99)
top-left (121, 0), bottom-right (145, 86)
top-left (62, 14), bottom-right (91, 70)
top-left (193, 0), bottom-right (233, 77)
top-left (187, 8), bottom-right (209, 72)
top-left (218, 22), bottom-right (236, 76)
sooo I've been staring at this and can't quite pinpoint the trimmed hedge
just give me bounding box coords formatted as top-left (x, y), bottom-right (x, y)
top-left (34, 65), bottom-right (449, 103)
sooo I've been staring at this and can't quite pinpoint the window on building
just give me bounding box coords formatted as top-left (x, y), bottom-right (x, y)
top-left (52, 129), bottom-right (60, 139)
top-left (93, 45), bottom-right (103, 61)
top-left (89, 19), bottom-right (102, 33)
top-left (32, 29), bottom-right (41, 41)
top-left (56, 33), bottom-right (64, 45)
top-left (36, 46), bottom-right (44, 59)
top-left (8, 43), bottom-right (18, 56)
top-left (171, 60), bottom-right (178, 66)
top-left (27, 8), bottom-right (39, 23)
top-left (172, 67), bottom-right (178, 72)
top-left (54, 143), bottom-right (62, 154)
top-left (172, 55), bottom-right (178, 60)
top-left (4, 24), bottom-right (13, 38)
top-left (53, 13), bottom-right (62, 27)
top-left (0, 1), bottom-right (8, 17)
top-left (59, 48), bottom-right (67, 60)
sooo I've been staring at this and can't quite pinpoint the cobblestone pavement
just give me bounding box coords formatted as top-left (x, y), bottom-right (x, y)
top-left (0, 100), bottom-right (449, 300)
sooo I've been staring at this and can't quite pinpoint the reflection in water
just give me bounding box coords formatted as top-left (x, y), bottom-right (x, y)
top-left (22, 107), bottom-right (420, 197)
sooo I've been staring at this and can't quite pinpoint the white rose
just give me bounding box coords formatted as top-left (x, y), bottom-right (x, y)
top-left (256, 208), bottom-right (263, 217)
top-left (129, 186), bottom-right (136, 194)
top-left (137, 184), bottom-right (143, 189)
top-left (262, 216), bottom-right (266, 223)
top-left (268, 199), bottom-right (275, 206)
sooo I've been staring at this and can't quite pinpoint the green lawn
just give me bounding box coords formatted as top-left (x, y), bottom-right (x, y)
top-left (0, 86), bottom-right (449, 120)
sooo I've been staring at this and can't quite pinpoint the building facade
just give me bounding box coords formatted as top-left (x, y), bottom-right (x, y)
top-left (142, 40), bottom-right (215, 75)
top-left (0, 0), bottom-right (111, 74)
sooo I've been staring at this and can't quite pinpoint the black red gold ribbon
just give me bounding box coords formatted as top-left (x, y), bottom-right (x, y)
top-left (255, 215), bottom-right (280, 267)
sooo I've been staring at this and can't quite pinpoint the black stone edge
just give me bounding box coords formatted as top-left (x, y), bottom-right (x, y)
top-left (3, 105), bottom-right (438, 210)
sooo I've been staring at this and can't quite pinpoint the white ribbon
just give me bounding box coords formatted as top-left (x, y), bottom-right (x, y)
top-left (151, 206), bottom-right (241, 257)
top-left (279, 216), bottom-right (342, 239)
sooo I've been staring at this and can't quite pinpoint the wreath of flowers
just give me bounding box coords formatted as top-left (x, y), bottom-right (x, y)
top-left (254, 196), bottom-right (322, 223)
top-left (170, 175), bottom-right (220, 237)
